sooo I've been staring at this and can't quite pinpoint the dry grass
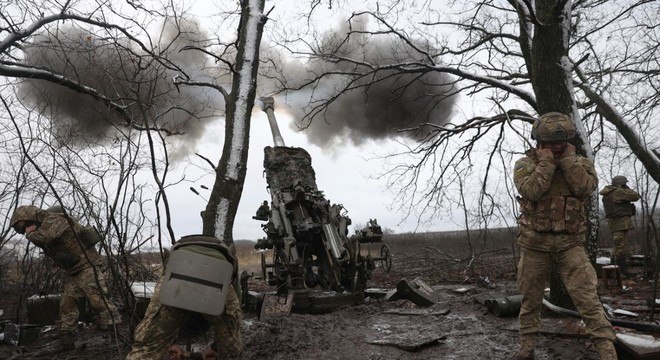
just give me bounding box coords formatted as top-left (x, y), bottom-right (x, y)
top-left (232, 228), bottom-right (521, 284)
top-left (234, 240), bottom-right (264, 275)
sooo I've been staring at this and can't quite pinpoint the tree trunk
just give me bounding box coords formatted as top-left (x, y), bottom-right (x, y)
top-left (202, 0), bottom-right (267, 245)
top-left (530, 0), bottom-right (595, 309)
top-left (531, 1), bottom-right (574, 119)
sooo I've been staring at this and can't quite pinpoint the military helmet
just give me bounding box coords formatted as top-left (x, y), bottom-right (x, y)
top-left (10, 205), bottom-right (41, 233)
top-left (531, 112), bottom-right (577, 142)
top-left (612, 175), bottom-right (628, 186)
top-left (10, 205), bottom-right (40, 227)
top-left (46, 204), bottom-right (65, 214)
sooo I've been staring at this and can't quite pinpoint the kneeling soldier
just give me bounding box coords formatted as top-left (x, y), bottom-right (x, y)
top-left (127, 235), bottom-right (242, 360)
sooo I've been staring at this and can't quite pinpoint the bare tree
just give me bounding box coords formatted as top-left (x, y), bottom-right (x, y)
top-left (0, 0), bottom-right (271, 249)
top-left (191, 0), bottom-right (269, 244)
top-left (0, 2), bottom-right (239, 341)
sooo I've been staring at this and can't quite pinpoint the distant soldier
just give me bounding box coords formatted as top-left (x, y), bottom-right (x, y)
top-left (513, 112), bottom-right (616, 360)
top-left (10, 205), bottom-right (121, 351)
top-left (126, 235), bottom-right (242, 360)
top-left (600, 175), bottom-right (640, 277)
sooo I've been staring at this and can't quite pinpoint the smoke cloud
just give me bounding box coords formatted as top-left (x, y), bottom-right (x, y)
top-left (276, 19), bottom-right (457, 148)
top-left (19, 16), bottom-right (457, 156)
top-left (19, 19), bottom-right (226, 159)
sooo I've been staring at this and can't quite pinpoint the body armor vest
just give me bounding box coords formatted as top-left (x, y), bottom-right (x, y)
top-left (159, 235), bottom-right (237, 315)
top-left (517, 169), bottom-right (586, 234)
top-left (41, 220), bottom-right (101, 273)
top-left (171, 235), bottom-right (237, 280)
top-left (602, 192), bottom-right (636, 218)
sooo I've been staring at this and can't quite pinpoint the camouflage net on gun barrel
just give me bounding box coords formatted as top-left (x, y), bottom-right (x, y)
top-left (263, 146), bottom-right (318, 191)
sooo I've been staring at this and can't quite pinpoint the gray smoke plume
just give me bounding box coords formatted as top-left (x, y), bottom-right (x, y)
top-left (277, 19), bottom-right (457, 148)
top-left (18, 18), bottom-right (225, 159)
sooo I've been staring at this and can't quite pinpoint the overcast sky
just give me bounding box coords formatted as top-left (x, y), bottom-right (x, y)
top-left (165, 105), bottom-right (467, 241)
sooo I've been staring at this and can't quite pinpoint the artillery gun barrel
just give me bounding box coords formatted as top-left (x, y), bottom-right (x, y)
top-left (260, 96), bottom-right (286, 147)
top-left (254, 97), bottom-right (390, 297)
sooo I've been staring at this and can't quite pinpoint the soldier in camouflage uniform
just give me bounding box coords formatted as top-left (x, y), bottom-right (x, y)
top-left (600, 175), bottom-right (640, 277)
top-left (513, 113), bottom-right (616, 360)
top-left (127, 235), bottom-right (242, 360)
top-left (10, 205), bottom-right (120, 351)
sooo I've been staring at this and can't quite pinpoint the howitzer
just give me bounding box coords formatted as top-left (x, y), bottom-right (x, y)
top-left (253, 97), bottom-right (391, 301)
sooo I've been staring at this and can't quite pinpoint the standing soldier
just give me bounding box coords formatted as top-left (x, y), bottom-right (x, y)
top-left (10, 205), bottom-right (121, 351)
top-left (127, 234), bottom-right (242, 360)
top-left (600, 175), bottom-right (640, 277)
top-left (513, 112), bottom-right (616, 360)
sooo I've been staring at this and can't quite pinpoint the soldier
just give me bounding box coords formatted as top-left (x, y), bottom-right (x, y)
top-left (600, 175), bottom-right (640, 277)
top-left (126, 235), bottom-right (242, 360)
top-left (10, 205), bottom-right (121, 351)
top-left (513, 112), bottom-right (616, 360)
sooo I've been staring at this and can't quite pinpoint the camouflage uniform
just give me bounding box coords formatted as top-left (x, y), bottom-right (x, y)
top-left (600, 184), bottom-right (640, 258)
top-left (10, 205), bottom-right (120, 331)
top-left (127, 238), bottom-right (242, 360)
top-left (514, 149), bottom-right (615, 342)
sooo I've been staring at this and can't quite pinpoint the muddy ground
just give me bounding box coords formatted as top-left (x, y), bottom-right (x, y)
top-left (1, 244), bottom-right (658, 359)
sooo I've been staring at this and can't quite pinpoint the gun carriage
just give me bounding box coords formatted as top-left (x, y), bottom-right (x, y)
top-left (252, 98), bottom-right (392, 310)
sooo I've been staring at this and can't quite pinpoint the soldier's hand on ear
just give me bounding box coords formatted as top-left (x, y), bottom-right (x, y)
top-left (25, 224), bottom-right (37, 235)
top-left (537, 148), bottom-right (554, 162)
top-left (561, 143), bottom-right (576, 158)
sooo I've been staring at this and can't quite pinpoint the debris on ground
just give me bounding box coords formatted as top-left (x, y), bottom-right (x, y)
top-left (1, 246), bottom-right (658, 359)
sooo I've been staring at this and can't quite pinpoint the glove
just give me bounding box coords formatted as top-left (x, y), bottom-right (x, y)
top-left (560, 143), bottom-right (576, 158)
top-left (536, 148), bottom-right (554, 162)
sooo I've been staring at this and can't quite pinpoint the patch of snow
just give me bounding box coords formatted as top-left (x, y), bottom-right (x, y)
top-left (130, 281), bottom-right (157, 298)
top-left (616, 333), bottom-right (660, 350)
top-left (228, 0), bottom-right (263, 180)
top-left (214, 197), bottom-right (230, 237)
top-left (372, 323), bottom-right (392, 334)
top-left (612, 309), bottom-right (639, 318)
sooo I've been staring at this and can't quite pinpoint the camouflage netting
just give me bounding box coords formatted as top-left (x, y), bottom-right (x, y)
top-left (263, 147), bottom-right (318, 191)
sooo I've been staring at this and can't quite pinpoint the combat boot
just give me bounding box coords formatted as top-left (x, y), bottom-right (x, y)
top-left (615, 256), bottom-right (634, 278)
top-left (512, 334), bottom-right (535, 360)
top-left (594, 339), bottom-right (617, 360)
top-left (96, 312), bottom-right (122, 331)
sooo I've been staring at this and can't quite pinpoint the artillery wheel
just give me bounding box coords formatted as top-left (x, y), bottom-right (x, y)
top-left (379, 244), bottom-right (392, 273)
top-left (273, 248), bottom-right (289, 282)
